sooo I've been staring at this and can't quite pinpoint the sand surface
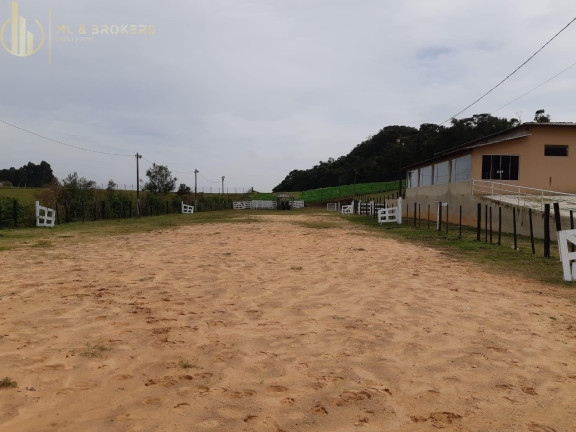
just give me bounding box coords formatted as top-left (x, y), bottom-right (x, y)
top-left (1, 213), bottom-right (575, 432)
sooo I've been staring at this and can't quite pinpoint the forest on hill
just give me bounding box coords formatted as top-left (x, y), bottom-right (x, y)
top-left (273, 113), bottom-right (524, 192)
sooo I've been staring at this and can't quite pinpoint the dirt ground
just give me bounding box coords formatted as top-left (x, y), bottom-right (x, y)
top-left (1, 213), bottom-right (575, 432)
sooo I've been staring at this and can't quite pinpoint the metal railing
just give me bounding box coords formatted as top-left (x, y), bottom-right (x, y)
top-left (472, 180), bottom-right (576, 212)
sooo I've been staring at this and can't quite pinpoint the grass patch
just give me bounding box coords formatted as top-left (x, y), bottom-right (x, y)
top-left (179, 360), bottom-right (196, 369)
top-left (0, 377), bottom-right (18, 388)
top-left (0, 210), bottom-right (261, 251)
top-left (293, 221), bottom-right (337, 230)
top-left (340, 213), bottom-right (573, 288)
top-left (78, 344), bottom-right (111, 359)
top-left (0, 187), bottom-right (42, 204)
top-left (290, 266), bottom-right (303, 271)
top-left (32, 240), bottom-right (54, 248)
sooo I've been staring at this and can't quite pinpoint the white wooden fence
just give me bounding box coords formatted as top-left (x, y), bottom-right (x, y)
top-left (341, 200), bottom-right (354, 215)
top-left (377, 198), bottom-right (402, 224)
top-left (233, 200), bottom-right (304, 210)
top-left (181, 202), bottom-right (194, 214)
top-left (327, 203), bottom-right (340, 212)
top-left (558, 229), bottom-right (576, 282)
top-left (35, 201), bottom-right (56, 228)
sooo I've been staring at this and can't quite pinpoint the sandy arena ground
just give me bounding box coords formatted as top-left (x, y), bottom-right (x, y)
top-left (1, 213), bottom-right (575, 432)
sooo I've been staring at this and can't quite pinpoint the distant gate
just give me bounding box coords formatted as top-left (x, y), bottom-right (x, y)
top-left (36, 201), bottom-right (56, 228)
top-left (181, 202), bottom-right (194, 214)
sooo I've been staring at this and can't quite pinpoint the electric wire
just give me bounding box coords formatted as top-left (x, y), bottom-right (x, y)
top-left (0, 118), bottom-right (134, 157)
top-left (491, 59), bottom-right (576, 114)
top-left (437, 16), bottom-right (576, 125)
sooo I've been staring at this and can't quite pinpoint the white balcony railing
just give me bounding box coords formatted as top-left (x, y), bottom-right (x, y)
top-left (472, 180), bottom-right (576, 213)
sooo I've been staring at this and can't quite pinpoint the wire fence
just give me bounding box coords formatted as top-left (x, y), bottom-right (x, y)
top-left (0, 195), bottom-right (234, 228)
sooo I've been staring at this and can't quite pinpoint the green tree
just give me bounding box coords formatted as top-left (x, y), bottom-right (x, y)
top-left (60, 172), bottom-right (96, 203)
top-left (177, 183), bottom-right (191, 195)
top-left (273, 113), bottom-right (517, 191)
top-left (534, 109), bottom-right (551, 123)
top-left (144, 163), bottom-right (177, 194)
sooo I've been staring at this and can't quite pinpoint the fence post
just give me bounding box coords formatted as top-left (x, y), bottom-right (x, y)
top-left (418, 203), bottom-right (421, 228)
top-left (544, 204), bottom-right (550, 258)
top-left (13, 200), bottom-right (18, 228)
top-left (498, 207), bottom-right (502, 246)
top-left (571, 210), bottom-right (575, 253)
top-left (459, 205), bottom-right (462, 238)
top-left (485, 205), bottom-right (488, 243)
top-left (427, 204), bottom-right (430, 230)
top-left (529, 208), bottom-right (535, 255)
top-left (489, 206), bottom-right (493, 244)
top-left (553, 202), bottom-right (562, 232)
top-left (413, 203), bottom-right (417, 227)
top-left (476, 203), bottom-right (481, 241)
top-left (513, 207), bottom-right (518, 250)
top-left (445, 204), bottom-right (449, 235)
top-left (438, 202), bottom-right (442, 232)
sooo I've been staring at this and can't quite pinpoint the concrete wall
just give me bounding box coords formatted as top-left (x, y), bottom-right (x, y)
top-left (405, 181), bottom-right (573, 240)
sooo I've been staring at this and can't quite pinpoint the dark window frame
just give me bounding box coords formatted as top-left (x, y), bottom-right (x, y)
top-left (544, 145), bottom-right (568, 157)
top-left (481, 154), bottom-right (519, 181)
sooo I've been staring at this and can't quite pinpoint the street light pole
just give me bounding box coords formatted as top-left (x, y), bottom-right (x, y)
top-left (194, 169), bottom-right (198, 209)
top-left (135, 153), bottom-right (142, 216)
top-left (397, 139), bottom-right (404, 199)
top-left (221, 176), bottom-right (225, 195)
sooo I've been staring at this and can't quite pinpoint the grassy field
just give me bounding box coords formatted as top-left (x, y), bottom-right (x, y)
top-left (0, 187), bottom-right (42, 204)
top-left (252, 180), bottom-right (403, 203)
top-left (342, 212), bottom-right (573, 288)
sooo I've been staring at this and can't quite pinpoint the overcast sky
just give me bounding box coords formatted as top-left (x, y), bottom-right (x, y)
top-left (1, 0), bottom-right (575, 192)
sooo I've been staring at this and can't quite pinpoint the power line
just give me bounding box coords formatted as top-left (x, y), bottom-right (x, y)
top-left (199, 173), bottom-right (220, 183)
top-left (394, 17), bottom-right (576, 144)
top-left (0, 118), bottom-right (133, 157)
top-left (491, 59), bottom-right (576, 114)
top-left (438, 16), bottom-right (576, 125)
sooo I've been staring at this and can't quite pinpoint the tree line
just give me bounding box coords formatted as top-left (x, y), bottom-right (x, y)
top-left (0, 161), bottom-right (55, 187)
top-left (273, 110), bottom-right (552, 192)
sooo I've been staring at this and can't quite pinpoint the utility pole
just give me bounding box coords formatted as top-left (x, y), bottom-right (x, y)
top-left (194, 169), bottom-right (199, 209)
top-left (397, 139), bottom-right (404, 198)
top-left (135, 153), bottom-right (142, 216)
top-left (221, 176), bottom-right (225, 195)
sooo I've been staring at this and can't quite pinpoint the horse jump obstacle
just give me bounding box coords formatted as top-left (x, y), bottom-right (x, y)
top-left (36, 201), bottom-right (56, 228)
top-left (233, 200), bottom-right (304, 210)
top-left (377, 198), bottom-right (402, 224)
top-left (558, 229), bottom-right (576, 281)
top-left (340, 200), bottom-right (354, 215)
top-left (181, 202), bottom-right (194, 214)
top-left (327, 203), bottom-right (340, 212)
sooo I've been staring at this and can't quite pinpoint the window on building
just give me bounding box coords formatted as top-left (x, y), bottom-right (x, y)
top-left (481, 154), bottom-right (519, 181)
top-left (434, 161), bottom-right (450, 185)
top-left (544, 145), bottom-right (568, 156)
top-left (450, 155), bottom-right (471, 182)
top-left (407, 169), bottom-right (419, 188)
top-left (420, 165), bottom-right (433, 186)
